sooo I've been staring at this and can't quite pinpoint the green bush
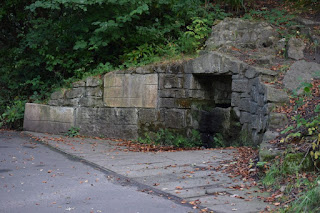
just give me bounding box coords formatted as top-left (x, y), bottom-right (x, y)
top-left (138, 129), bottom-right (202, 148)
top-left (0, 99), bottom-right (26, 129)
top-left (65, 127), bottom-right (80, 137)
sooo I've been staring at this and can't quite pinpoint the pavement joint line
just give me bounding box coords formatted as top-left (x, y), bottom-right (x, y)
top-left (22, 131), bottom-right (214, 212)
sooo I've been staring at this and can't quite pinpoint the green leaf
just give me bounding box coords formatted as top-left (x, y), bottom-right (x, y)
top-left (73, 40), bottom-right (87, 50)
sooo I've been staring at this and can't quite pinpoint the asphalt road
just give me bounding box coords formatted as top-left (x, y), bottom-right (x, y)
top-left (0, 131), bottom-right (196, 213)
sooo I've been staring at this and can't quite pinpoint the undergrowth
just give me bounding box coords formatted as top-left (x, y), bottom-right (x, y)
top-left (260, 80), bottom-right (320, 211)
top-left (65, 127), bottom-right (80, 138)
top-left (138, 129), bottom-right (202, 148)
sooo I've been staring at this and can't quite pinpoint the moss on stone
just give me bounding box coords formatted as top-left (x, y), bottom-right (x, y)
top-left (283, 152), bottom-right (314, 174)
top-left (259, 149), bottom-right (280, 162)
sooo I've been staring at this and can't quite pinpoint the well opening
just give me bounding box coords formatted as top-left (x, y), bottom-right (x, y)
top-left (191, 74), bottom-right (241, 147)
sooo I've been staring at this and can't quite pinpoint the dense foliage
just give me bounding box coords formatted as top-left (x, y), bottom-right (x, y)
top-left (0, 0), bottom-right (229, 128)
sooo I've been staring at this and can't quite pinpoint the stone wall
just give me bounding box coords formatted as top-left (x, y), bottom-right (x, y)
top-left (24, 50), bottom-right (288, 145)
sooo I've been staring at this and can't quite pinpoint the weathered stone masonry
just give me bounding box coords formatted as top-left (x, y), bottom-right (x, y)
top-left (24, 50), bottom-right (288, 145)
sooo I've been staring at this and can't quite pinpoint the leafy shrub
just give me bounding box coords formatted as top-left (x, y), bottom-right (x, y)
top-left (178, 17), bottom-right (212, 53)
top-left (65, 127), bottom-right (80, 137)
top-left (279, 82), bottom-right (320, 167)
top-left (213, 133), bottom-right (225, 148)
top-left (0, 99), bottom-right (26, 129)
top-left (138, 129), bottom-right (202, 148)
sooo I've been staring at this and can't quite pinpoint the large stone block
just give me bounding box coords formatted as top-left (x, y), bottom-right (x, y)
top-left (245, 67), bottom-right (257, 79)
top-left (232, 79), bottom-right (249, 93)
top-left (76, 107), bottom-right (138, 127)
top-left (223, 56), bottom-right (243, 74)
top-left (249, 101), bottom-right (258, 114)
top-left (269, 113), bottom-right (288, 129)
top-left (164, 109), bottom-right (186, 129)
top-left (283, 60), bottom-right (320, 94)
top-left (166, 63), bottom-right (184, 74)
top-left (231, 92), bottom-right (241, 106)
top-left (65, 88), bottom-right (85, 99)
top-left (191, 52), bottom-right (234, 75)
top-left (50, 89), bottom-right (66, 100)
top-left (262, 103), bottom-right (275, 115)
top-left (76, 109), bottom-right (139, 139)
top-left (72, 80), bottom-right (85, 88)
top-left (23, 103), bottom-right (75, 134)
top-left (160, 75), bottom-right (183, 89)
top-left (264, 84), bottom-right (289, 103)
top-left (175, 90), bottom-right (186, 98)
top-left (113, 108), bottom-right (138, 125)
top-left (86, 87), bottom-right (103, 97)
top-left (79, 97), bottom-right (104, 107)
top-left (159, 98), bottom-right (176, 108)
top-left (287, 37), bottom-right (305, 60)
top-left (62, 98), bottom-right (80, 106)
top-left (138, 109), bottom-right (157, 124)
top-left (135, 66), bottom-right (155, 74)
top-left (184, 74), bottom-right (202, 90)
top-left (86, 76), bottom-right (102, 87)
top-left (239, 98), bottom-right (250, 111)
top-left (159, 89), bottom-right (175, 98)
top-left (240, 111), bottom-right (251, 124)
top-left (104, 72), bottom-right (158, 108)
top-left (205, 18), bottom-right (278, 49)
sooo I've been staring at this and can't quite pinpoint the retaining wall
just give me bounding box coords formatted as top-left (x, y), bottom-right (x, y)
top-left (24, 51), bottom-right (288, 145)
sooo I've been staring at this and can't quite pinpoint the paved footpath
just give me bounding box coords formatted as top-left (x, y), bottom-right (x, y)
top-left (0, 131), bottom-right (199, 213)
top-left (24, 131), bottom-right (270, 213)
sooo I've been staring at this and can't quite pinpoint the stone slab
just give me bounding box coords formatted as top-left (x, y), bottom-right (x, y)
top-left (23, 103), bottom-right (75, 134)
top-left (104, 72), bottom-right (158, 108)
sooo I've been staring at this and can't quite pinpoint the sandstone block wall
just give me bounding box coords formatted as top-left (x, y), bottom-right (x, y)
top-left (24, 51), bottom-right (288, 145)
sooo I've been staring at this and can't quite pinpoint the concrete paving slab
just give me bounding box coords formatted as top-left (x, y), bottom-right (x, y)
top-left (186, 195), bottom-right (267, 213)
top-left (24, 131), bottom-right (270, 213)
